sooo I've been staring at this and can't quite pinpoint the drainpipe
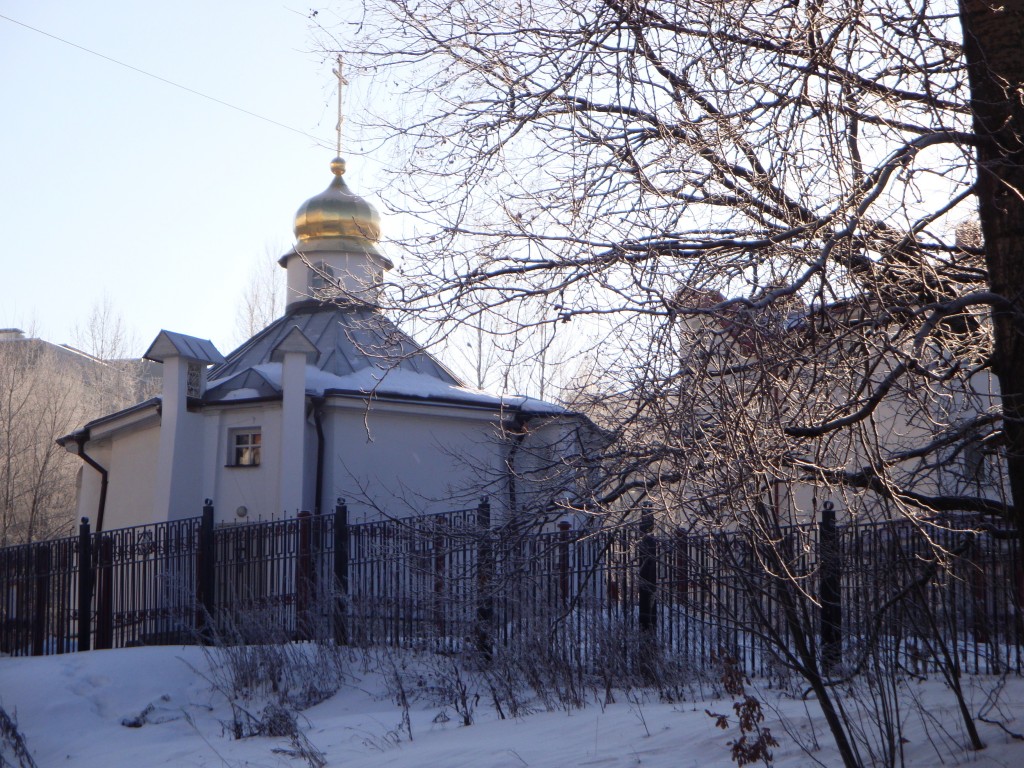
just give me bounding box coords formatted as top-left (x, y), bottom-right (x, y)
top-left (74, 433), bottom-right (109, 532)
top-left (313, 397), bottom-right (326, 515)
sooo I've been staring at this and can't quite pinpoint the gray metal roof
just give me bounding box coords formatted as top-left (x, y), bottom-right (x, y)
top-left (57, 303), bottom-right (573, 450)
top-left (144, 331), bottom-right (226, 365)
top-left (206, 302), bottom-right (477, 403)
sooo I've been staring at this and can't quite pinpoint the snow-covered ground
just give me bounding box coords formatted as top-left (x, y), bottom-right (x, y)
top-left (2, 645), bottom-right (1023, 767)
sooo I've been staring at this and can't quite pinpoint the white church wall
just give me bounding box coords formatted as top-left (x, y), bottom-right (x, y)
top-left (199, 411), bottom-right (222, 515)
top-left (322, 399), bottom-right (507, 524)
top-left (103, 424), bottom-right (160, 530)
top-left (285, 256), bottom-right (307, 306)
top-left (514, 417), bottom-right (589, 524)
top-left (167, 411), bottom-right (206, 521)
top-left (210, 402), bottom-right (284, 525)
top-left (284, 249), bottom-right (387, 307)
top-left (303, 412), bottom-right (317, 513)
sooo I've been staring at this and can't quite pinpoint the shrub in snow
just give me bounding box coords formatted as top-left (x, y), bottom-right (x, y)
top-left (0, 705), bottom-right (36, 768)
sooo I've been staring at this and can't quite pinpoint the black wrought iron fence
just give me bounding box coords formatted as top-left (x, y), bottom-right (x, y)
top-left (2, 501), bottom-right (1021, 678)
top-left (0, 516), bottom-right (200, 655)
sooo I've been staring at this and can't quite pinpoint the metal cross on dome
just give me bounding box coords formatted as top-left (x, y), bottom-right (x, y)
top-left (333, 54), bottom-right (348, 158)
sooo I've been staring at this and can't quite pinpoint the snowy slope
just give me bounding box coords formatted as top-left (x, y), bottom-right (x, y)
top-left (2, 645), bottom-right (1023, 767)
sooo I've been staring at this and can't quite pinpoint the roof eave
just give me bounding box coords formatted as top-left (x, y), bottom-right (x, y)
top-left (56, 397), bottom-right (162, 447)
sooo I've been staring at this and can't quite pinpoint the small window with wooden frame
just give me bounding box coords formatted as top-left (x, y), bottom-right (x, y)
top-left (228, 428), bottom-right (261, 467)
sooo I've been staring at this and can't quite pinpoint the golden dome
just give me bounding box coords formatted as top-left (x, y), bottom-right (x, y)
top-left (294, 157), bottom-right (381, 243)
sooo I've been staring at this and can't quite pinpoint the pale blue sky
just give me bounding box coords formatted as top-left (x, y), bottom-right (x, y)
top-left (1, 0), bottom-right (384, 355)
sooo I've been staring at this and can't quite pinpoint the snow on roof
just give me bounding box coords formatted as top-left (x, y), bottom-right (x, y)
top-left (206, 303), bottom-right (568, 415)
top-left (208, 361), bottom-right (567, 415)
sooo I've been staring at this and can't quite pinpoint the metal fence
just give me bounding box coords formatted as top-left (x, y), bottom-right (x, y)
top-left (2, 501), bottom-right (1022, 677)
top-left (0, 516), bottom-right (200, 654)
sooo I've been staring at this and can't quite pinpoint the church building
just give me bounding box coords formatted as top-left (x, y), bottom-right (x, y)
top-left (59, 156), bottom-right (592, 531)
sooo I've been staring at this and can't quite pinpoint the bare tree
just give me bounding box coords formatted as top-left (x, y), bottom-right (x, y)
top-left (72, 294), bottom-right (135, 362)
top-left (959, 0), bottom-right (1024, 546)
top-left (0, 334), bottom-right (92, 545)
top-left (1, 306), bottom-right (154, 545)
top-left (322, 1), bottom-right (1024, 763)
top-left (234, 247), bottom-right (286, 345)
top-left (326, 0), bottom-right (1018, 528)
top-left (440, 291), bottom-right (586, 400)
top-left (72, 297), bottom-right (157, 409)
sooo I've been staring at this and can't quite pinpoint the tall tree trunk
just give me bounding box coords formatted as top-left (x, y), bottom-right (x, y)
top-left (960, 0), bottom-right (1024, 541)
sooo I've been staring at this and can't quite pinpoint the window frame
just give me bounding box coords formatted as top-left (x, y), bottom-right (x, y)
top-left (309, 260), bottom-right (335, 293)
top-left (227, 427), bottom-right (262, 468)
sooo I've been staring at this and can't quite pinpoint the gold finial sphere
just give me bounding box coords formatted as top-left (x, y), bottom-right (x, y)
top-left (330, 156), bottom-right (346, 176)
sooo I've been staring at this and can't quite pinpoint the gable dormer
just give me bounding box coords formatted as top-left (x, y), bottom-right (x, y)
top-left (144, 330), bottom-right (225, 401)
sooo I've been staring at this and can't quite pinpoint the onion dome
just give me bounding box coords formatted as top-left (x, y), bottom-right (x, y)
top-left (293, 157), bottom-right (381, 243)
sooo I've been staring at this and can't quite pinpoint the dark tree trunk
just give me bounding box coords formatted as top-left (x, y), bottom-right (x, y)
top-left (960, 0), bottom-right (1024, 542)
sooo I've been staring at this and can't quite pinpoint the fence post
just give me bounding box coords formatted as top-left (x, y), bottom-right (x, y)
top-left (31, 544), bottom-right (51, 656)
top-left (638, 504), bottom-right (657, 634)
top-left (434, 518), bottom-right (447, 638)
top-left (333, 498), bottom-right (349, 645)
top-left (819, 500), bottom-right (842, 671)
top-left (558, 520), bottom-right (572, 606)
top-left (675, 528), bottom-right (689, 603)
top-left (197, 501), bottom-right (216, 636)
top-left (637, 504), bottom-right (658, 680)
top-left (77, 517), bottom-right (92, 652)
top-left (476, 496), bottom-right (494, 659)
top-left (297, 511), bottom-right (313, 640)
top-left (95, 537), bottom-right (114, 650)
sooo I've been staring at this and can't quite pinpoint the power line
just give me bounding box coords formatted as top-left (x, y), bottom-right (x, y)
top-left (0, 12), bottom-right (330, 147)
